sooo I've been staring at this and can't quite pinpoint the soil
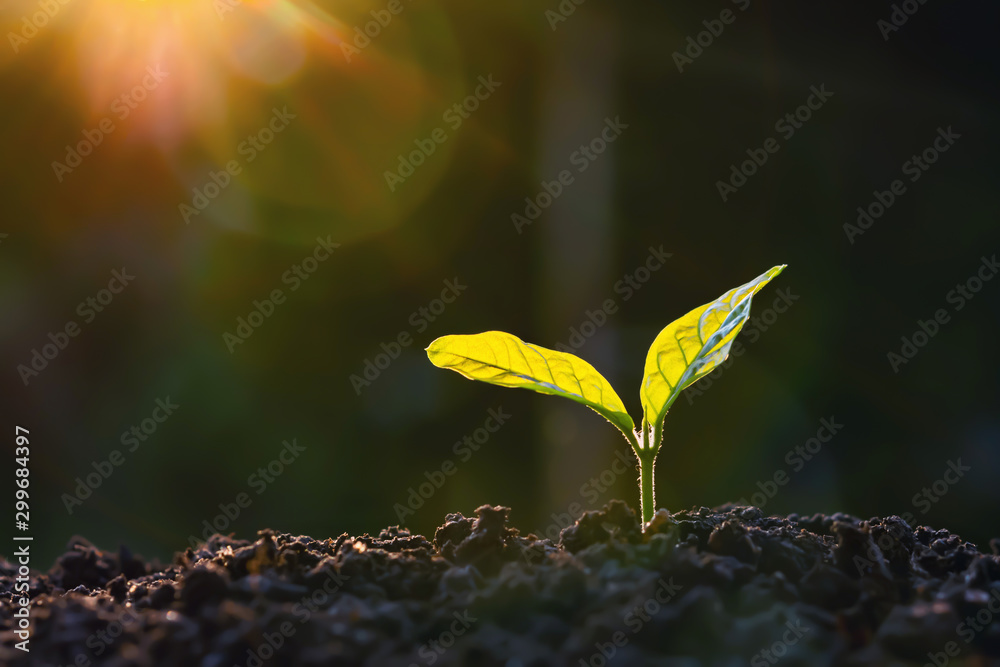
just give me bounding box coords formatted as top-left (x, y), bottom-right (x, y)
top-left (3, 501), bottom-right (1000, 666)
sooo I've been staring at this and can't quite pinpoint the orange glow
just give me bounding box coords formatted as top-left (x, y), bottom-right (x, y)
top-left (1, 0), bottom-right (470, 242)
top-left (0, 0), bottom-right (354, 148)
top-left (68, 0), bottom-right (316, 146)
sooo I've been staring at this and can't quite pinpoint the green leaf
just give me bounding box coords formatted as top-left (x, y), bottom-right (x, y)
top-left (426, 331), bottom-right (636, 440)
top-left (640, 265), bottom-right (786, 430)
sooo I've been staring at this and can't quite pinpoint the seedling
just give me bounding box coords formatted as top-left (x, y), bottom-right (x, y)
top-left (425, 265), bottom-right (786, 525)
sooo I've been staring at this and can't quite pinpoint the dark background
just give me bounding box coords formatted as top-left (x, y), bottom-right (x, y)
top-left (1, 0), bottom-right (998, 566)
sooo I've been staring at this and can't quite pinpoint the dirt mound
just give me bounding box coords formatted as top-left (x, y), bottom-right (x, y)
top-left (3, 501), bottom-right (999, 666)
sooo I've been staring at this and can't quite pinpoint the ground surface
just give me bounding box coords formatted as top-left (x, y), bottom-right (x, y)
top-left (2, 502), bottom-right (1000, 666)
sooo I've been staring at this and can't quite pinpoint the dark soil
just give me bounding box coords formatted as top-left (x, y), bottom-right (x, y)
top-left (3, 502), bottom-right (1000, 666)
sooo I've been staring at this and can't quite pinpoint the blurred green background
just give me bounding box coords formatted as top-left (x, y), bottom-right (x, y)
top-left (2, 0), bottom-right (999, 565)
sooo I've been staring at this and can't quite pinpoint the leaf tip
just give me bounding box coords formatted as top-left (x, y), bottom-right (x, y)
top-left (425, 335), bottom-right (449, 360)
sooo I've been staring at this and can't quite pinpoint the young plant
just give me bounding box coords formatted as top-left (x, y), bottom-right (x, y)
top-left (425, 265), bottom-right (786, 525)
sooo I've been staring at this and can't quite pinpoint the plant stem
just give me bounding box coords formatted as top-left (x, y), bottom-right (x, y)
top-left (635, 421), bottom-right (657, 525)
top-left (639, 451), bottom-right (655, 525)
top-left (638, 421), bottom-right (664, 526)
top-left (627, 422), bottom-right (660, 526)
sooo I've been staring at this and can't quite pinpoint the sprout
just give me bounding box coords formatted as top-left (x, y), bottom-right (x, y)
top-left (426, 265), bottom-right (786, 525)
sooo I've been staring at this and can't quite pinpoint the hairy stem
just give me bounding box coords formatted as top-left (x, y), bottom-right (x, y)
top-left (639, 452), bottom-right (655, 525)
top-left (635, 421), bottom-right (657, 525)
top-left (637, 420), bottom-right (665, 526)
